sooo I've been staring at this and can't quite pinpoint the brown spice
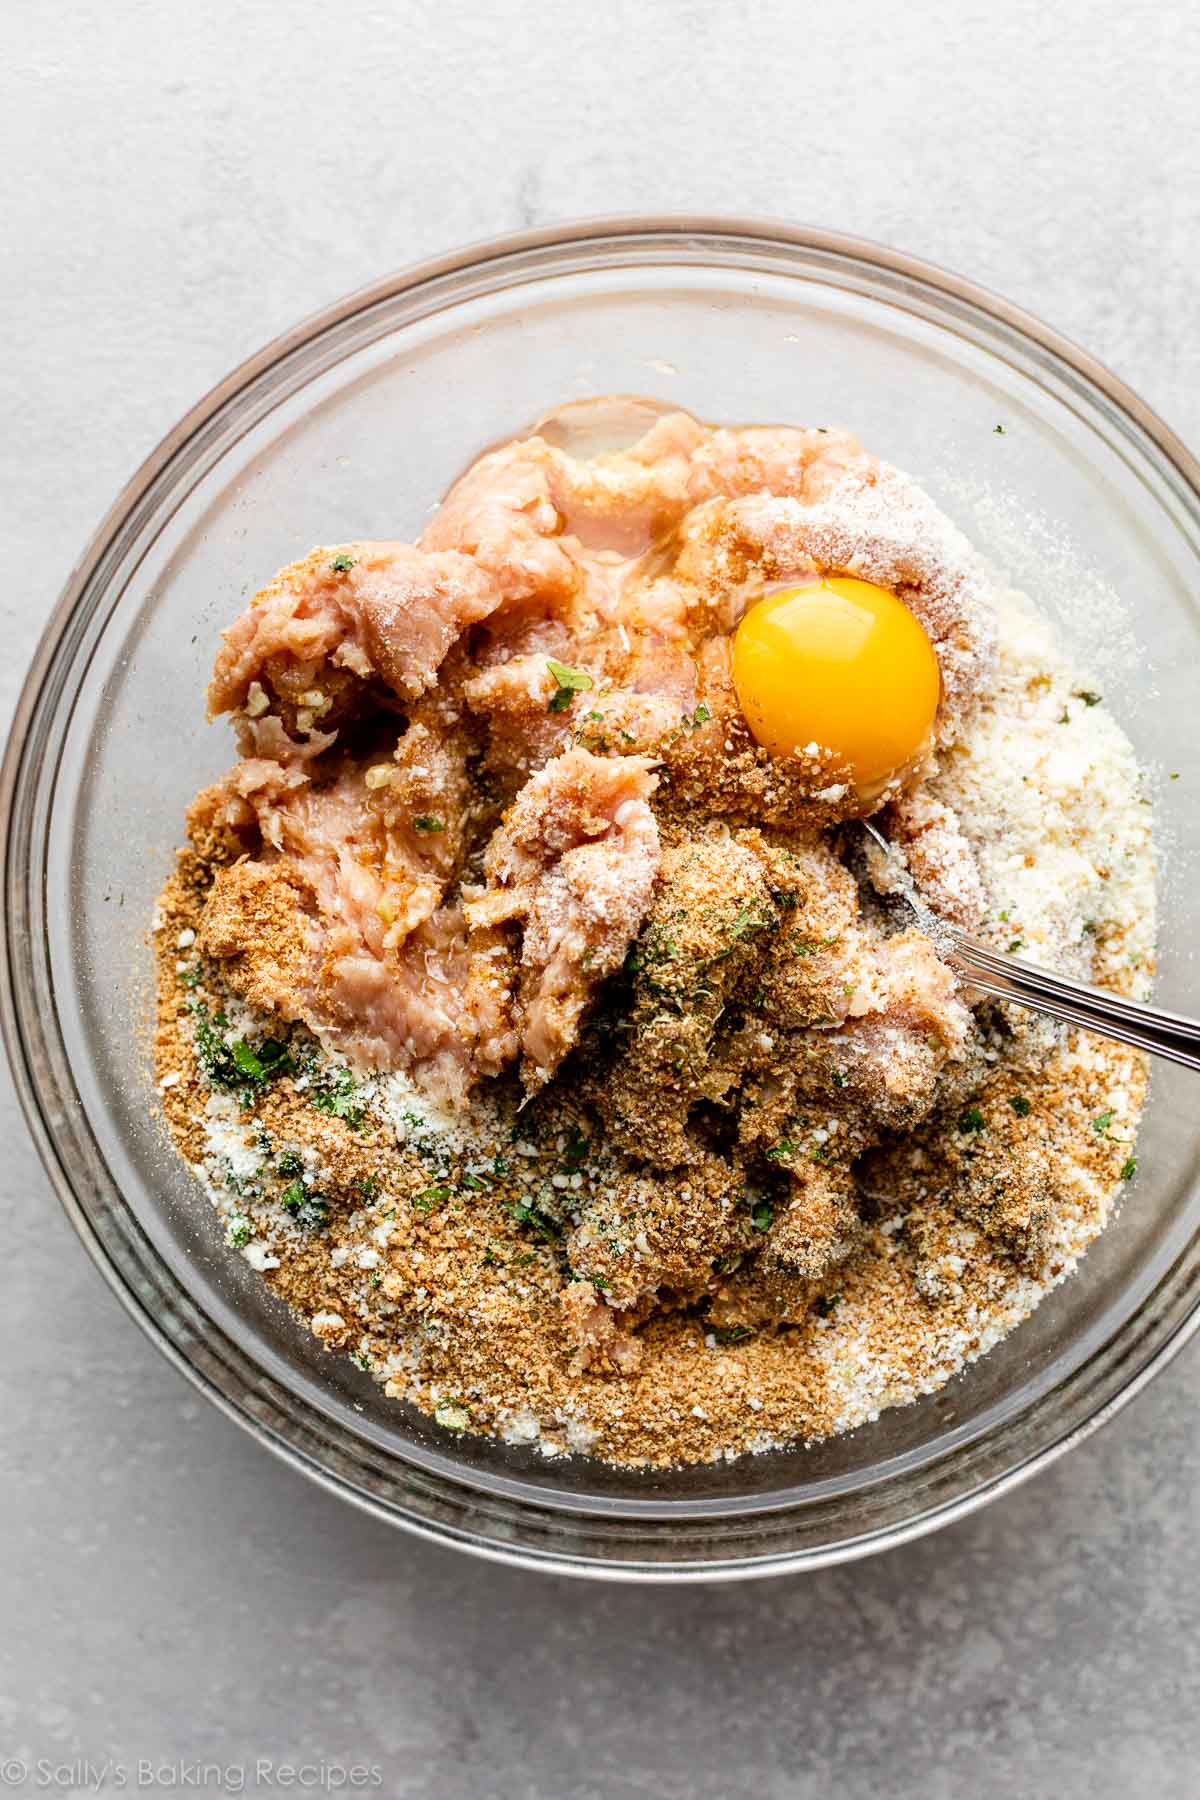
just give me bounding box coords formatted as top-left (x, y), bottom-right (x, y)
top-left (152, 853), bottom-right (1146, 1468)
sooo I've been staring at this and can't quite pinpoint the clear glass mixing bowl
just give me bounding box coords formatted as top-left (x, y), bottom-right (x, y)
top-left (4, 219), bottom-right (1199, 1580)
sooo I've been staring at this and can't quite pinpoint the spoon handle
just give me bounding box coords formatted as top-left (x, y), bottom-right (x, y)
top-left (858, 820), bottom-right (1200, 1072)
top-left (948, 932), bottom-right (1200, 1073)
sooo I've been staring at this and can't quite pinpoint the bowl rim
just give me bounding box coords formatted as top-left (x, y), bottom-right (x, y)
top-left (4, 212), bottom-right (1199, 1580)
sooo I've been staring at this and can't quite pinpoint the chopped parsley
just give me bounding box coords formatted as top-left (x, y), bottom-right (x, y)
top-left (546, 658), bottom-right (595, 713)
top-left (178, 962), bottom-right (203, 990)
top-left (958, 1106), bottom-right (985, 1135)
top-left (1009, 1095), bottom-right (1032, 1118)
top-left (279, 1181), bottom-right (329, 1231)
top-left (1074, 690), bottom-right (1102, 708)
top-left (309, 1063), bottom-right (365, 1128)
top-left (1092, 1110), bottom-right (1116, 1136)
top-left (1120, 1156), bottom-right (1138, 1182)
top-left (276, 1149), bottom-right (305, 1177)
top-left (712, 1324), bottom-right (755, 1344)
top-left (712, 900), bottom-right (773, 963)
top-left (434, 1399), bottom-right (471, 1432)
top-left (831, 1070), bottom-right (847, 1090)
top-left (505, 1199), bottom-right (562, 1242)
top-left (765, 1140), bottom-right (795, 1163)
top-left (993, 423), bottom-right (1007, 435)
top-left (412, 815), bottom-right (444, 833)
top-left (560, 1123), bottom-right (590, 1172)
top-left (329, 553), bottom-right (355, 574)
top-left (226, 1217), bottom-right (252, 1249)
top-left (813, 1292), bottom-right (842, 1318)
top-left (413, 1184), bottom-right (451, 1213)
top-left (751, 1201), bottom-right (774, 1233)
top-left (189, 1002), bottom-right (291, 1105)
top-left (1007, 938), bottom-right (1024, 954)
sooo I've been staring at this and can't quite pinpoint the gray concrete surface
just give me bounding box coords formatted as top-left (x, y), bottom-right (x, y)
top-left (3, 3), bottom-right (1199, 1795)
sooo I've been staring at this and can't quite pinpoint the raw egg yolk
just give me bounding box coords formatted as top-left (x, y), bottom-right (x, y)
top-left (732, 577), bottom-right (940, 787)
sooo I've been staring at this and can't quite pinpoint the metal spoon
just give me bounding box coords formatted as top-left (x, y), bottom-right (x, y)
top-left (860, 820), bottom-right (1200, 1073)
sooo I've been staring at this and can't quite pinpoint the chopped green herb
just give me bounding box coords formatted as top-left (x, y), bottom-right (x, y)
top-left (189, 1002), bottom-right (291, 1104)
top-left (708, 899), bottom-right (774, 963)
top-left (434, 1399), bottom-right (470, 1431)
top-left (751, 1201), bottom-right (774, 1233)
top-left (413, 1184), bottom-right (451, 1213)
top-left (1007, 939), bottom-right (1024, 955)
top-left (765, 1140), bottom-right (795, 1163)
top-left (412, 814), bottom-right (445, 833)
top-left (310, 1063), bottom-right (364, 1128)
top-left (712, 1324), bottom-right (755, 1345)
top-left (958, 1106), bottom-right (985, 1135)
top-left (351, 1353), bottom-right (372, 1372)
top-left (1009, 1095), bottom-right (1032, 1118)
top-left (505, 1199), bottom-right (562, 1242)
top-left (814, 1292), bottom-right (842, 1318)
top-left (561, 1124), bottom-right (590, 1172)
top-left (230, 1039), bottom-right (265, 1081)
top-left (1120, 1156), bottom-right (1138, 1181)
top-left (831, 1070), bottom-right (846, 1090)
top-left (276, 1149), bottom-right (305, 1177)
top-left (458, 1173), bottom-right (488, 1192)
top-left (178, 963), bottom-right (203, 990)
top-left (993, 423), bottom-right (1007, 435)
top-left (356, 1174), bottom-right (377, 1199)
top-left (1092, 1110), bottom-right (1116, 1136)
top-left (279, 1181), bottom-right (329, 1231)
top-left (329, 553), bottom-right (355, 574)
top-left (546, 658), bottom-right (595, 712)
top-left (1074, 690), bottom-right (1102, 708)
top-left (226, 1217), bottom-right (252, 1249)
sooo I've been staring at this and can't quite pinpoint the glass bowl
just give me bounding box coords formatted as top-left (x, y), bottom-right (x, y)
top-left (4, 218), bottom-right (1199, 1581)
